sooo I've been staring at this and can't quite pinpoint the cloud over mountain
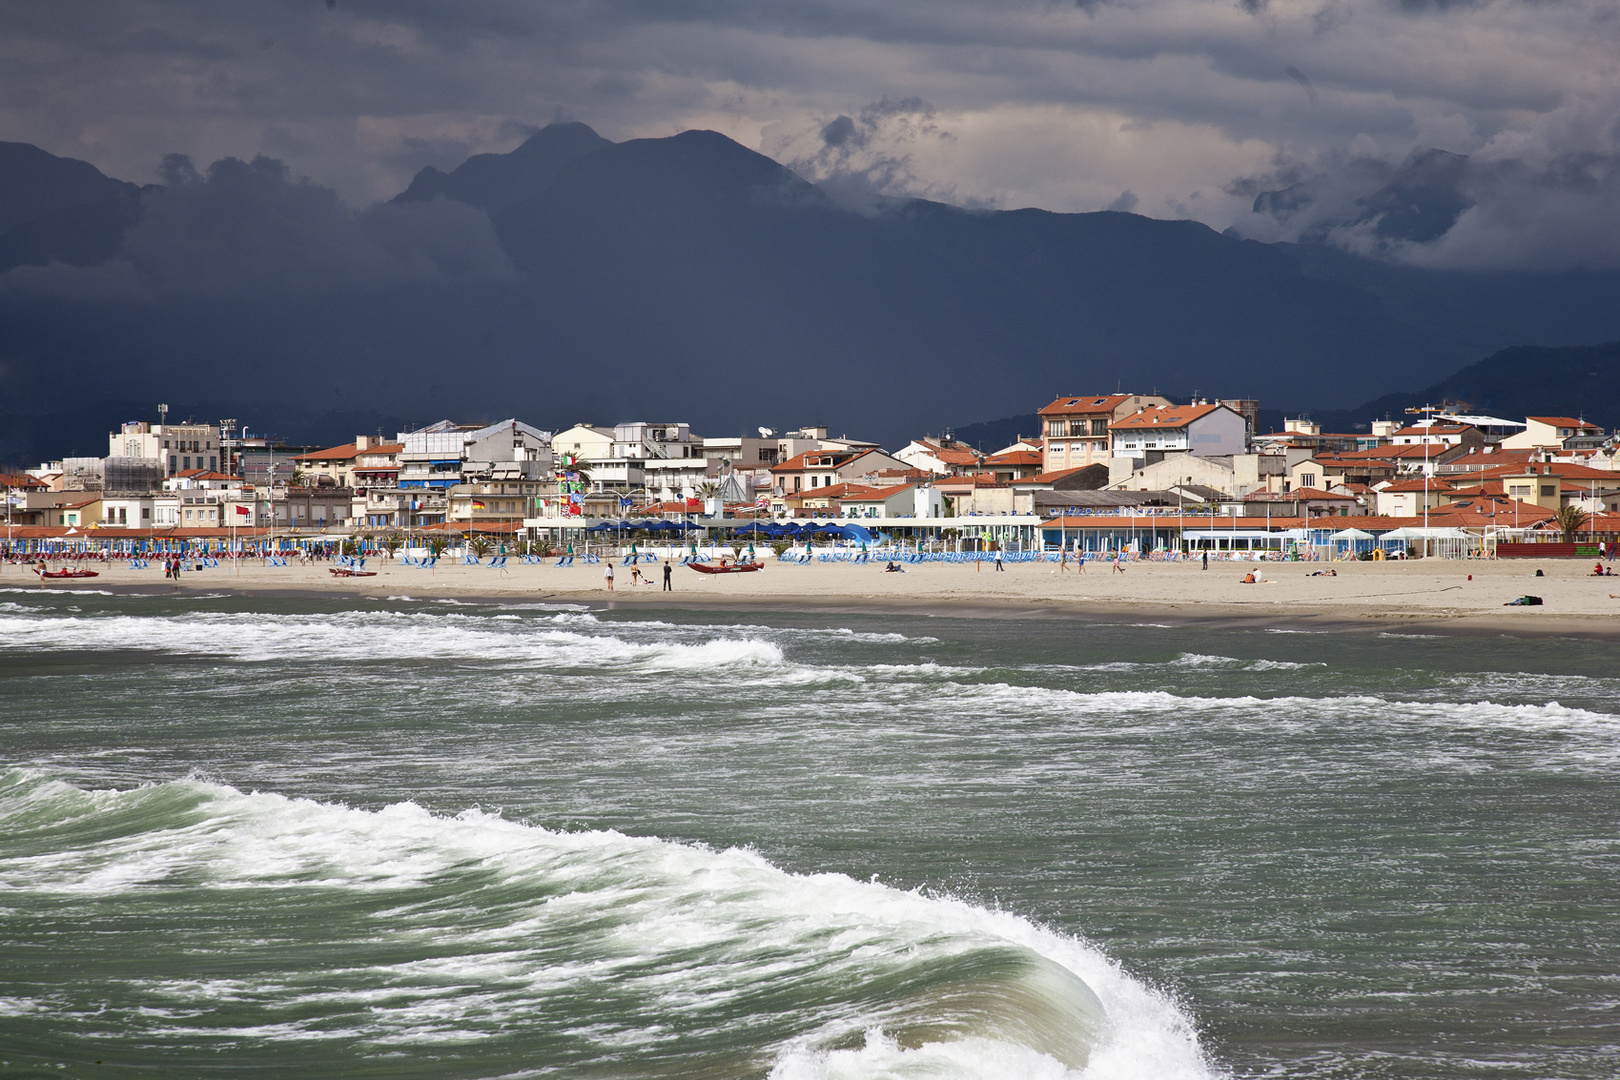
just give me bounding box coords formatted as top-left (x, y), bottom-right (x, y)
top-left (2, 0), bottom-right (1616, 269)
top-left (3, 153), bottom-right (513, 298)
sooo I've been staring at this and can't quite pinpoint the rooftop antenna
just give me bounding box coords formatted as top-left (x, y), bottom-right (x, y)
top-left (158, 403), bottom-right (169, 428)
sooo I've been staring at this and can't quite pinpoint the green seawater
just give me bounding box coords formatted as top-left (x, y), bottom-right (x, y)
top-left (1, 587), bottom-right (1617, 1079)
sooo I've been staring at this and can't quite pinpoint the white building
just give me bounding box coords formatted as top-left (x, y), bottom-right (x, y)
top-left (399, 419), bottom-right (554, 489)
top-left (110, 420), bottom-right (223, 477)
top-left (1501, 416), bottom-right (1604, 450)
top-left (1110, 403), bottom-right (1249, 466)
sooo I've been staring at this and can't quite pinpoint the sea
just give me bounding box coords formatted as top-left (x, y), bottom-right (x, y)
top-left (1, 586), bottom-right (1617, 1080)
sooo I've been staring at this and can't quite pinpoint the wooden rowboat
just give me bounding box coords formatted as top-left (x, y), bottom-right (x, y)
top-left (687, 560), bottom-right (763, 574)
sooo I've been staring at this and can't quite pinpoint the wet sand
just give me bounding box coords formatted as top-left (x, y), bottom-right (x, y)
top-left (14, 555), bottom-right (1619, 638)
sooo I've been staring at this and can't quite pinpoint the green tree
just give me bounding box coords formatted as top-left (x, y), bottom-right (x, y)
top-left (468, 534), bottom-right (493, 559)
top-left (1554, 504), bottom-right (1590, 544)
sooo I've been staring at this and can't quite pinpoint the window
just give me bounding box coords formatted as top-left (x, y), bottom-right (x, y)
top-left (1068, 421), bottom-right (1087, 437)
top-left (1091, 419), bottom-right (1108, 435)
top-left (1302, 474), bottom-right (1317, 488)
top-left (169, 456), bottom-right (177, 471)
top-left (142, 508), bottom-right (150, 520)
top-left (1540, 485), bottom-right (1556, 497)
top-left (810, 476), bottom-right (818, 488)
top-left (1047, 420), bottom-right (1064, 437)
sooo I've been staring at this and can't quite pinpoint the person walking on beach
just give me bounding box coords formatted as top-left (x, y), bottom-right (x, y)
top-left (1202, 551), bottom-right (1208, 571)
top-left (994, 547), bottom-right (1004, 571)
top-left (1113, 554), bottom-right (1125, 574)
top-left (1059, 548), bottom-right (1069, 573)
top-left (604, 561), bottom-right (615, 592)
top-left (663, 560), bottom-right (673, 591)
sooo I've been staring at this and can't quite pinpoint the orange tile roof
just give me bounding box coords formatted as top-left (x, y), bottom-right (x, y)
top-left (988, 450), bottom-right (1043, 465)
top-left (1039, 394), bottom-right (1134, 417)
top-left (1025, 465), bottom-right (1103, 485)
top-left (1381, 478), bottom-right (1454, 493)
top-left (1525, 416), bottom-right (1594, 428)
top-left (1392, 424), bottom-right (1473, 437)
top-left (297, 443), bottom-right (360, 461)
top-left (1109, 403), bottom-right (1223, 430)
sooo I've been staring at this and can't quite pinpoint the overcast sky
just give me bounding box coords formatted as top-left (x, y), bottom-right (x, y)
top-left (3, 0), bottom-right (1617, 269)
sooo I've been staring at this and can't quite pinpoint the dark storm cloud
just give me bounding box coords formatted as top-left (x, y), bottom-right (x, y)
top-left (0, 0), bottom-right (1616, 268)
top-left (1229, 147), bottom-right (1620, 269)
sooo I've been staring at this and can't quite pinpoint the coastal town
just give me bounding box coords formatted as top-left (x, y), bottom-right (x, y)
top-left (5, 395), bottom-right (1620, 566)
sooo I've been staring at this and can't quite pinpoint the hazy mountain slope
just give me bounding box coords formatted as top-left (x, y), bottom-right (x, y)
top-left (4, 125), bottom-right (1620, 468)
top-left (0, 142), bottom-right (136, 234)
top-left (393, 122), bottom-right (612, 216)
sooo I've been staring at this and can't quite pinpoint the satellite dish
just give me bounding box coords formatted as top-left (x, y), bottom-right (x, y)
top-left (758, 427), bottom-right (775, 439)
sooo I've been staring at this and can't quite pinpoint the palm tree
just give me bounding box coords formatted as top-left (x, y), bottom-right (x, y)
top-left (1554, 504), bottom-right (1590, 544)
top-left (468, 534), bottom-right (493, 559)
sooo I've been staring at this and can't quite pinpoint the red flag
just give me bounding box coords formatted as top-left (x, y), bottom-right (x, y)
top-left (234, 505), bottom-right (250, 517)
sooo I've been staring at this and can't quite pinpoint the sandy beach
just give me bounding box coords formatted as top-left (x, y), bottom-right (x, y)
top-left (14, 554), bottom-right (1620, 637)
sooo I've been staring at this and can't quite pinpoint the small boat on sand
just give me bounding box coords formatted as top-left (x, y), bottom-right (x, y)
top-left (688, 559), bottom-right (763, 575)
top-left (328, 567), bottom-right (378, 578)
top-left (36, 567), bottom-right (100, 580)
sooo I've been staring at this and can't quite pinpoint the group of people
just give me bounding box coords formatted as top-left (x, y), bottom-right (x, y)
top-left (603, 559), bottom-right (675, 591)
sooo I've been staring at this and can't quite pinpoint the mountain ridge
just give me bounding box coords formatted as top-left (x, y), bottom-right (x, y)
top-left (2, 124), bottom-right (1620, 467)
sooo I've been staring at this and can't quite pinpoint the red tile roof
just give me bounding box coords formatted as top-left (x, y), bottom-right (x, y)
top-left (1110, 404), bottom-right (1224, 430)
top-left (1380, 478), bottom-right (1454, 493)
top-left (1024, 465), bottom-right (1103, 485)
top-left (1038, 394), bottom-right (1135, 417)
top-left (296, 443), bottom-right (360, 462)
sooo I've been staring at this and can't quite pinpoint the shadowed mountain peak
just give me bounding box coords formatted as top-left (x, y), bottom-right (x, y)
top-left (0, 141), bottom-right (137, 234)
top-left (393, 122), bottom-right (613, 216)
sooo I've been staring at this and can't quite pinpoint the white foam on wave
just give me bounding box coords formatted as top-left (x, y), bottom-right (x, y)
top-left (0, 585), bottom-right (119, 597)
top-left (0, 609), bottom-right (781, 674)
top-left (0, 773), bottom-right (1215, 1077)
top-left (932, 681), bottom-right (1620, 744)
top-left (1170, 653), bottom-right (1323, 672)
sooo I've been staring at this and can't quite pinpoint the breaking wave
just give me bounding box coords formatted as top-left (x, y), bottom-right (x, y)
top-left (0, 771), bottom-right (1213, 1079)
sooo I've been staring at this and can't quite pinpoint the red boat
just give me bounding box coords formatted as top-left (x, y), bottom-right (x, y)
top-left (329, 567), bottom-right (378, 578)
top-left (36, 568), bottom-right (100, 579)
top-left (687, 559), bottom-right (763, 574)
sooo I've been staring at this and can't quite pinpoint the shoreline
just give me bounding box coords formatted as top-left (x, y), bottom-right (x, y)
top-left (9, 557), bottom-right (1620, 639)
